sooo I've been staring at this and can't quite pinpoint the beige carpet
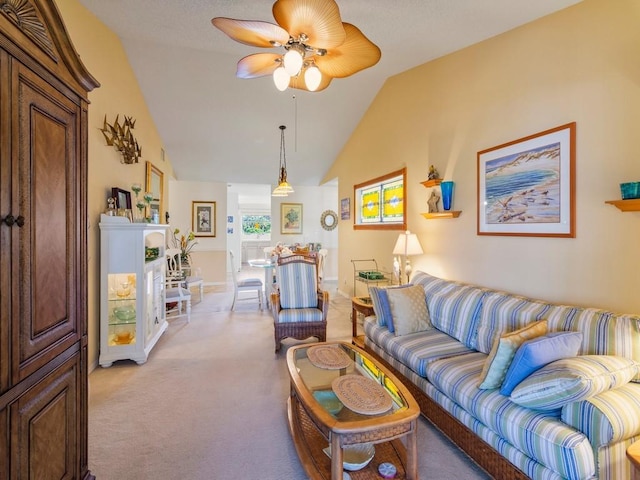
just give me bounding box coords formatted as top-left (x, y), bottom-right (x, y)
top-left (87, 275), bottom-right (490, 479)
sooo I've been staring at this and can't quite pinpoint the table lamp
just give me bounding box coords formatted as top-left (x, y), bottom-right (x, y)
top-left (392, 231), bottom-right (424, 284)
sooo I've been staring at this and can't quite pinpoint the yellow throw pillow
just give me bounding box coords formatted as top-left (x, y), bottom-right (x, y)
top-left (478, 320), bottom-right (548, 390)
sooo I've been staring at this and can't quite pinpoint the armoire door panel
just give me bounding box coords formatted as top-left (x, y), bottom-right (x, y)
top-left (0, 48), bottom-right (11, 395)
top-left (11, 354), bottom-right (79, 480)
top-left (13, 61), bottom-right (79, 383)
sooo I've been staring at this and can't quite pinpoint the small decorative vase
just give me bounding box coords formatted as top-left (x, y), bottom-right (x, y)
top-left (440, 181), bottom-right (454, 211)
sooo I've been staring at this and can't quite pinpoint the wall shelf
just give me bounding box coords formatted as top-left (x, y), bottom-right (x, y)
top-left (421, 211), bottom-right (461, 219)
top-left (605, 199), bottom-right (640, 212)
top-left (421, 179), bottom-right (442, 188)
top-left (421, 179), bottom-right (461, 218)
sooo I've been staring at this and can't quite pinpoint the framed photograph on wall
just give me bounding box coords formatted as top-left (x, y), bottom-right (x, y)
top-left (477, 122), bottom-right (575, 237)
top-left (281, 203), bottom-right (303, 234)
top-left (192, 201), bottom-right (216, 237)
top-left (340, 197), bottom-right (350, 220)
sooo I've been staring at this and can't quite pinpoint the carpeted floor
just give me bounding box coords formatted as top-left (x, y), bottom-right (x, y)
top-left (87, 271), bottom-right (490, 479)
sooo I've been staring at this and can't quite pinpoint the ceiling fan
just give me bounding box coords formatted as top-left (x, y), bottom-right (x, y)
top-left (211, 0), bottom-right (381, 92)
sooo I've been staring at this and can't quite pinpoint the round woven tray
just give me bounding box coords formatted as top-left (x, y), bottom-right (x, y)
top-left (331, 374), bottom-right (393, 415)
top-left (307, 345), bottom-right (352, 370)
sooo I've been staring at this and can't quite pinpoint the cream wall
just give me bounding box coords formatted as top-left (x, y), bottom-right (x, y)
top-left (168, 180), bottom-right (228, 284)
top-left (326, 0), bottom-right (640, 313)
top-left (55, 0), bottom-right (176, 369)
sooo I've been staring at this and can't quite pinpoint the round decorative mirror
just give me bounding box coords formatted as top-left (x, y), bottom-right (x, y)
top-left (320, 210), bottom-right (338, 231)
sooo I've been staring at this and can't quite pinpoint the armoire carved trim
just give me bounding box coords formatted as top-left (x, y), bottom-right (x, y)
top-left (0, 0), bottom-right (56, 60)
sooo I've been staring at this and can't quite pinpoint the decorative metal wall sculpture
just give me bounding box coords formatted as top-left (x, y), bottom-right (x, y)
top-left (100, 114), bottom-right (142, 164)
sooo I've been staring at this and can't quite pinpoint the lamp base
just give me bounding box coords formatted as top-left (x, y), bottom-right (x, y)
top-left (404, 260), bottom-right (412, 285)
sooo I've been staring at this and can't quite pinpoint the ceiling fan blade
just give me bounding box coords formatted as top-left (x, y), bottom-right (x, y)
top-left (314, 23), bottom-right (381, 78)
top-left (236, 53), bottom-right (281, 78)
top-left (273, 0), bottom-right (345, 50)
top-left (211, 17), bottom-right (290, 48)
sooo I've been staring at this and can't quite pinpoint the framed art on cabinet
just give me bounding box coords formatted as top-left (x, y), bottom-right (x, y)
top-left (192, 201), bottom-right (216, 237)
top-left (111, 187), bottom-right (131, 209)
top-left (281, 203), bottom-right (303, 234)
top-left (477, 122), bottom-right (575, 238)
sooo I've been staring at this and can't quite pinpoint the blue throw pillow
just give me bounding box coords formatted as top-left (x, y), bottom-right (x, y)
top-left (499, 331), bottom-right (583, 396)
top-left (369, 284), bottom-right (412, 333)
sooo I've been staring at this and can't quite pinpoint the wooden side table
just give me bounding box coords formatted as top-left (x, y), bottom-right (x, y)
top-left (351, 296), bottom-right (374, 348)
top-left (627, 440), bottom-right (640, 480)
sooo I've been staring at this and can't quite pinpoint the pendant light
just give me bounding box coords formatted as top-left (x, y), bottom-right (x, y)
top-left (272, 125), bottom-right (294, 197)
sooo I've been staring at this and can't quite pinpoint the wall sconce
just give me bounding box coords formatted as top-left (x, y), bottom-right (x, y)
top-left (392, 230), bottom-right (424, 284)
top-left (100, 114), bottom-right (142, 164)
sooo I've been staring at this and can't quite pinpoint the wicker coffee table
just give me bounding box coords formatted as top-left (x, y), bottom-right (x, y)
top-left (286, 342), bottom-right (420, 480)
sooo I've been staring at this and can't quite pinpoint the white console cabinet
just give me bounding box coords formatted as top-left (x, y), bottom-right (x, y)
top-left (99, 215), bottom-right (170, 367)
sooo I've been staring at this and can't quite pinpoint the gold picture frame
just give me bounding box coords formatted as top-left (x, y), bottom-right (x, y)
top-left (145, 161), bottom-right (164, 221)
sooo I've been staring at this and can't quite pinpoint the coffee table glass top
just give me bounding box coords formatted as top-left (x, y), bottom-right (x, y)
top-left (289, 342), bottom-right (410, 421)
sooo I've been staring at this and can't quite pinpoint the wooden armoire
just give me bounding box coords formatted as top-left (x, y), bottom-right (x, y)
top-left (0, 0), bottom-right (99, 478)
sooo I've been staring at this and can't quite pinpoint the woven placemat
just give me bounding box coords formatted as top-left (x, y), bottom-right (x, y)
top-left (331, 375), bottom-right (393, 415)
top-left (307, 345), bottom-right (352, 370)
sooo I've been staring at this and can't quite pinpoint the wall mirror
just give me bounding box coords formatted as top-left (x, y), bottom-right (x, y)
top-left (145, 161), bottom-right (164, 221)
top-left (320, 210), bottom-right (338, 231)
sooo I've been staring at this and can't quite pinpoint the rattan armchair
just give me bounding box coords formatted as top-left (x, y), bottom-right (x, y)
top-left (270, 254), bottom-right (329, 353)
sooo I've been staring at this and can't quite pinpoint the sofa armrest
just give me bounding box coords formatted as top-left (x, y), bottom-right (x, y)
top-left (562, 383), bottom-right (640, 447)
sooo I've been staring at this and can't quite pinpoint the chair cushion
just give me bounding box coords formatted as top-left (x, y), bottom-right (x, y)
top-left (278, 262), bottom-right (318, 309)
top-left (277, 308), bottom-right (323, 323)
top-left (239, 278), bottom-right (262, 287)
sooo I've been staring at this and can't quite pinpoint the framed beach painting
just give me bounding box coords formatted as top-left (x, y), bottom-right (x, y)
top-left (192, 201), bottom-right (216, 237)
top-left (281, 203), bottom-right (303, 234)
top-left (477, 123), bottom-right (575, 237)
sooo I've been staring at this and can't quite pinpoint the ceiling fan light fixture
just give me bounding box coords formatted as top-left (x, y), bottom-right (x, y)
top-left (212, 0), bottom-right (381, 92)
top-left (273, 66), bottom-right (290, 91)
top-left (304, 64), bottom-right (322, 91)
top-left (283, 46), bottom-right (304, 76)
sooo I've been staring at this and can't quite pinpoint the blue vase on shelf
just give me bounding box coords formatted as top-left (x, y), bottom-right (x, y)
top-left (441, 181), bottom-right (454, 211)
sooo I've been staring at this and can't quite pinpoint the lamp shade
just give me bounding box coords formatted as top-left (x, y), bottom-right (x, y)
top-left (393, 231), bottom-right (423, 256)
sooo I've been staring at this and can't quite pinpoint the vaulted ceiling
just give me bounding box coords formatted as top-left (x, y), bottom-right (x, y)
top-left (78, 0), bottom-right (582, 188)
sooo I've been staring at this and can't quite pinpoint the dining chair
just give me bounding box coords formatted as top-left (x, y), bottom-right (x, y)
top-left (317, 248), bottom-right (328, 284)
top-left (270, 254), bottom-right (329, 353)
top-left (229, 250), bottom-right (263, 310)
top-left (165, 248), bottom-right (192, 322)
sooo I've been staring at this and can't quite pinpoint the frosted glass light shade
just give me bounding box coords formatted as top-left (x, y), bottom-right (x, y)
top-left (273, 67), bottom-right (290, 91)
top-left (283, 49), bottom-right (303, 76)
top-left (304, 65), bottom-right (322, 91)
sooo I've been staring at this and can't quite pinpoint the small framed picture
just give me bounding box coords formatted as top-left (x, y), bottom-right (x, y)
top-left (281, 203), bottom-right (302, 234)
top-left (340, 197), bottom-right (350, 220)
top-left (111, 187), bottom-right (131, 209)
top-left (192, 201), bottom-right (216, 237)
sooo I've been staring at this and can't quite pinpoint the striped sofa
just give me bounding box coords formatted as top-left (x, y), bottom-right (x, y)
top-left (363, 271), bottom-right (640, 480)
